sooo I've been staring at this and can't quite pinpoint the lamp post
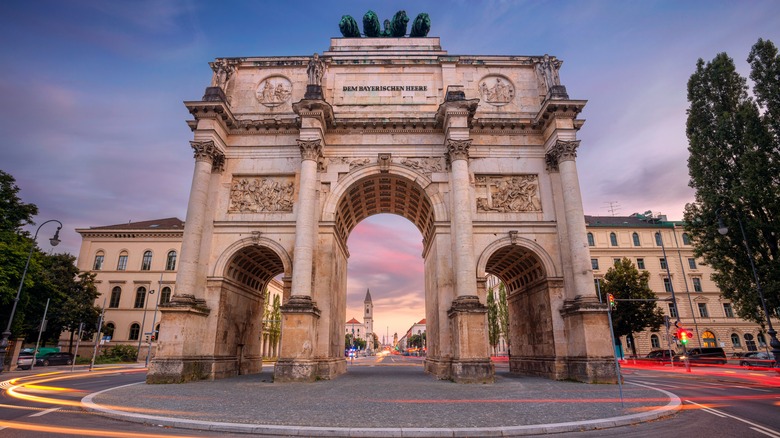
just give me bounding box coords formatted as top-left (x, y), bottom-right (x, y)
top-left (716, 210), bottom-right (780, 365)
top-left (136, 288), bottom-right (154, 361)
top-left (0, 219), bottom-right (62, 373)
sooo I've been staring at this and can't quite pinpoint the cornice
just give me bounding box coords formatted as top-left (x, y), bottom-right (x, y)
top-left (184, 101), bottom-right (237, 130)
top-left (79, 231), bottom-right (184, 239)
top-left (292, 99), bottom-right (335, 128)
top-left (533, 98), bottom-right (587, 129)
top-left (435, 98), bottom-right (480, 129)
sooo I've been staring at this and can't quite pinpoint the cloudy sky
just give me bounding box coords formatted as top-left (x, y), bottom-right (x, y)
top-left (2, 1), bottom-right (778, 340)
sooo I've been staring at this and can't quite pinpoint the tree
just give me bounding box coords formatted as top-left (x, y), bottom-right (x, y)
top-left (497, 282), bottom-right (510, 353)
top-left (0, 170), bottom-right (38, 234)
top-left (601, 258), bottom-right (665, 357)
top-left (51, 271), bottom-right (101, 352)
top-left (683, 39), bottom-right (780, 325)
top-left (487, 286), bottom-right (499, 355)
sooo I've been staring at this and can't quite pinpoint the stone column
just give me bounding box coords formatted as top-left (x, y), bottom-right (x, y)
top-left (175, 140), bottom-right (223, 301)
top-left (447, 139), bottom-right (479, 299)
top-left (290, 139), bottom-right (321, 299)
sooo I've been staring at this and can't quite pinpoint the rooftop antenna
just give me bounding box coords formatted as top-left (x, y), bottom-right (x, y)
top-left (603, 201), bottom-right (621, 216)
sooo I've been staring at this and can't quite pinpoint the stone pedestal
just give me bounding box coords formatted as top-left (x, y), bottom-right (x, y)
top-left (560, 296), bottom-right (617, 383)
top-left (447, 296), bottom-right (494, 383)
top-left (202, 86), bottom-right (227, 102)
top-left (274, 296), bottom-right (331, 382)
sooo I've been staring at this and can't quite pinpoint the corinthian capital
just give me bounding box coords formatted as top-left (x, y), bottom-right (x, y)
top-left (446, 138), bottom-right (472, 162)
top-left (548, 139), bottom-right (580, 164)
top-left (297, 139), bottom-right (322, 161)
top-left (190, 140), bottom-right (224, 164)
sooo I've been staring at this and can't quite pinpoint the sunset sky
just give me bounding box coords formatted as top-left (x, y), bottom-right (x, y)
top-left (2, 1), bottom-right (778, 339)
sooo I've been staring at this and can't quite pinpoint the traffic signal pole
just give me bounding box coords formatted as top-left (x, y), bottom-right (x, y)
top-left (657, 231), bottom-right (691, 372)
top-left (605, 298), bottom-right (624, 408)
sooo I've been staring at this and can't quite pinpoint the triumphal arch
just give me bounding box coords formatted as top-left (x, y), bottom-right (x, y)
top-left (148, 26), bottom-right (616, 384)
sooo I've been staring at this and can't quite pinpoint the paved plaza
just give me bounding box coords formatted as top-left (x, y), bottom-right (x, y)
top-left (84, 360), bottom-right (678, 436)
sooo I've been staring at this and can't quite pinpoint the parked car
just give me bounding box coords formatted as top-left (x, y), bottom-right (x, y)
top-left (35, 352), bottom-right (74, 367)
top-left (644, 349), bottom-right (677, 364)
top-left (16, 353), bottom-right (35, 370)
top-left (675, 347), bottom-right (727, 365)
top-left (739, 352), bottom-right (776, 369)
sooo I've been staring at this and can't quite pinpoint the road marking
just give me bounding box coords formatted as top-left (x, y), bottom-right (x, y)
top-left (687, 400), bottom-right (780, 436)
top-left (734, 385), bottom-right (770, 392)
top-left (29, 407), bottom-right (61, 417)
top-left (629, 379), bottom-right (674, 388)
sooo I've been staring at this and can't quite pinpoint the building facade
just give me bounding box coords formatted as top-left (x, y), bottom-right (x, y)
top-left (586, 213), bottom-right (774, 357)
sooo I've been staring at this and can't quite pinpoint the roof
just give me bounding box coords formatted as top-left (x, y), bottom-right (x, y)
top-left (418, 318), bottom-right (426, 324)
top-left (346, 318), bottom-right (361, 324)
top-left (364, 289), bottom-right (372, 303)
top-left (585, 213), bottom-right (683, 228)
top-left (85, 218), bottom-right (185, 231)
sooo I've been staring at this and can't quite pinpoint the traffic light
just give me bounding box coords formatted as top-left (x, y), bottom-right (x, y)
top-left (676, 328), bottom-right (693, 345)
top-left (607, 293), bottom-right (616, 309)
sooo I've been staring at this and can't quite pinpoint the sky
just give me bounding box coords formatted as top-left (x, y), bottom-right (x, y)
top-left (1, 1), bottom-right (778, 341)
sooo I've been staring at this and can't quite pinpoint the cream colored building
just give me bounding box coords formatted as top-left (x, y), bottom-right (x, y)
top-left (586, 213), bottom-right (774, 357)
top-left (60, 218), bottom-right (282, 361)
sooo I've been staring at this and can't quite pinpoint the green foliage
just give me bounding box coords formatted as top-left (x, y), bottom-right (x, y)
top-left (487, 287), bottom-right (499, 353)
top-left (345, 333), bottom-right (366, 350)
top-left (0, 170), bottom-right (38, 233)
top-left (102, 344), bottom-right (138, 362)
top-left (262, 288), bottom-right (282, 352)
top-left (52, 271), bottom-right (101, 351)
top-left (684, 39), bottom-right (780, 324)
top-left (602, 258), bottom-right (665, 343)
top-left (497, 283), bottom-right (509, 349)
top-left (408, 332), bottom-right (425, 349)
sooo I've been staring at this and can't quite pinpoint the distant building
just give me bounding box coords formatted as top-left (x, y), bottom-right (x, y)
top-left (403, 319), bottom-right (427, 353)
top-left (363, 289), bottom-right (374, 350)
top-left (586, 213), bottom-right (773, 357)
top-left (345, 317), bottom-right (365, 347)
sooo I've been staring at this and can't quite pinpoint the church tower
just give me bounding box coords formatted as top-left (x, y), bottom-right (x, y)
top-left (364, 289), bottom-right (374, 350)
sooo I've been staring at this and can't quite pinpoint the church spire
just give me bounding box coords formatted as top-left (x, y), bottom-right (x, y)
top-left (364, 288), bottom-right (372, 303)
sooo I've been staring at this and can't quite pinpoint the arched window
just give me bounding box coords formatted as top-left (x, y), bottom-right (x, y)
top-left (165, 251), bottom-right (177, 270)
top-left (587, 233), bottom-right (595, 246)
top-left (109, 287), bottom-right (122, 308)
top-left (93, 251), bottom-right (105, 270)
top-left (731, 333), bottom-right (741, 347)
top-left (104, 322), bottom-right (115, 339)
top-left (744, 333), bottom-right (757, 351)
top-left (129, 323), bottom-right (140, 341)
top-left (134, 287), bottom-right (147, 309)
top-left (632, 232), bottom-right (640, 247)
top-left (160, 287), bottom-right (172, 305)
top-left (682, 233), bottom-right (691, 245)
top-left (650, 334), bottom-right (660, 348)
top-left (757, 333), bottom-right (767, 347)
top-left (117, 251), bottom-right (128, 270)
top-left (610, 232), bottom-right (618, 246)
top-left (702, 331), bottom-right (716, 348)
top-left (141, 251), bottom-right (153, 271)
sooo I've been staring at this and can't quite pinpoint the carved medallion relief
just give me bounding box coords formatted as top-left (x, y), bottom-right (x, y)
top-left (255, 76), bottom-right (292, 107)
top-left (476, 175), bottom-right (541, 213)
top-left (478, 75), bottom-right (515, 106)
top-left (229, 177), bottom-right (295, 213)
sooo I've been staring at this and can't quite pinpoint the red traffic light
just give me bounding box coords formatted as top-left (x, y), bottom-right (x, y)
top-left (676, 328), bottom-right (693, 344)
top-left (607, 293), bottom-right (616, 309)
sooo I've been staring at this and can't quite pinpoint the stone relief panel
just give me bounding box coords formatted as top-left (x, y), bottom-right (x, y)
top-left (399, 157), bottom-right (444, 177)
top-left (255, 76), bottom-right (292, 107)
top-left (476, 175), bottom-right (542, 213)
top-left (478, 75), bottom-right (515, 106)
top-left (329, 157), bottom-right (372, 170)
top-left (229, 176), bottom-right (295, 213)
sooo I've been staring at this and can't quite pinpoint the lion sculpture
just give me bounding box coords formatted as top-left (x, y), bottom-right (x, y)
top-left (362, 10), bottom-right (381, 37)
top-left (339, 15), bottom-right (360, 37)
top-left (410, 13), bottom-right (431, 37)
top-left (388, 10), bottom-right (409, 37)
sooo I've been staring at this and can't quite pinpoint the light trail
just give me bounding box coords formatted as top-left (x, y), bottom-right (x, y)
top-left (0, 419), bottom-right (200, 437)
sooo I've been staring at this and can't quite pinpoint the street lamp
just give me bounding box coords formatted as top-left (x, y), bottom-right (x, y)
top-left (136, 288), bottom-right (154, 361)
top-left (715, 210), bottom-right (780, 365)
top-left (0, 219), bottom-right (62, 373)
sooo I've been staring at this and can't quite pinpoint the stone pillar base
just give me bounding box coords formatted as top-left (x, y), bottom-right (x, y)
top-left (273, 358), bottom-right (346, 382)
top-left (424, 357), bottom-right (452, 379)
top-left (446, 296), bottom-right (495, 383)
top-left (146, 356), bottom-right (239, 384)
top-left (451, 358), bottom-right (495, 383)
top-left (562, 356), bottom-right (617, 383)
top-left (510, 356), bottom-right (566, 379)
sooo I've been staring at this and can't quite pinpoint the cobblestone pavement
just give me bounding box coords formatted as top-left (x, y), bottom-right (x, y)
top-left (85, 359), bottom-right (678, 435)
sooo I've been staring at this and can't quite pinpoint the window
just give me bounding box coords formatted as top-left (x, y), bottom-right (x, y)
top-left (651, 334), bottom-right (660, 349)
top-left (702, 331), bottom-right (716, 348)
top-left (591, 258), bottom-right (599, 270)
top-left (587, 233), bottom-right (594, 246)
top-left (109, 287), bottom-right (122, 308)
top-left (134, 287), bottom-right (147, 309)
top-left (613, 258), bottom-right (621, 266)
top-left (659, 258), bottom-right (667, 270)
top-left (636, 258), bottom-right (645, 269)
top-left (663, 278), bottom-right (672, 292)
top-left (117, 251), bottom-right (128, 271)
top-left (93, 252), bottom-right (104, 270)
top-left (757, 333), bottom-right (767, 347)
top-left (698, 303), bottom-right (709, 318)
top-left (632, 232), bottom-right (640, 246)
top-left (731, 333), bottom-right (741, 348)
top-left (723, 303), bottom-right (734, 318)
top-left (668, 303), bottom-right (678, 318)
top-left (141, 251), bottom-right (152, 271)
top-left (129, 323), bottom-right (140, 341)
top-left (655, 233), bottom-right (663, 246)
top-left (744, 333), bottom-right (757, 351)
top-left (166, 251), bottom-right (177, 270)
top-left (160, 286), bottom-right (172, 305)
top-left (692, 278), bottom-right (702, 292)
top-left (104, 322), bottom-right (115, 339)
top-left (682, 233), bottom-right (691, 245)
top-left (610, 232), bottom-right (618, 246)
top-left (688, 258), bottom-right (697, 269)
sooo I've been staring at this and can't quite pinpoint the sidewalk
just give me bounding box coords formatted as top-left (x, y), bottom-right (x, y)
top-left (83, 363), bottom-right (679, 437)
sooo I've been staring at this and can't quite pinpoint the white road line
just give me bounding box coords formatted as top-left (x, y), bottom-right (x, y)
top-left (734, 385), bottom-right (771, 392)
top-left (29, 407), bottom-right (61, 417)
top-left (687, 400), bottom-right (780, 436)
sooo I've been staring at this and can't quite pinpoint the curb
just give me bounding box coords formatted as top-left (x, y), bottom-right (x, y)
top-left (82, 381), bottom-right (680, 437)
